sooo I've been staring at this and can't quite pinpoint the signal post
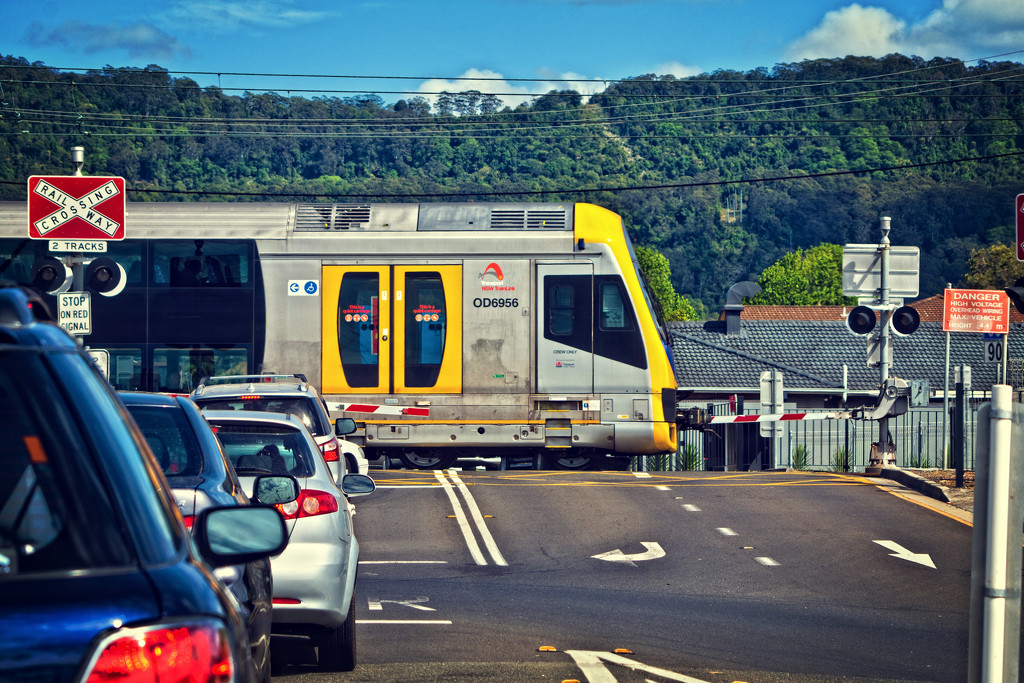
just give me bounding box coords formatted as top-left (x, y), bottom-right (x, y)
top-left (25, 148), bottom-right (126, 375)
top-left (843, 217), bottom-right (921, 472)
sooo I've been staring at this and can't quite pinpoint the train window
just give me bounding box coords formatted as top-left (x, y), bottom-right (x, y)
top-left (599, 282), bottom-right (630, 330)
top-left (594, 276), bottom-right (645, 370)
top-left (101, 242), bottom-right (143, 286)
top-left (108, 349), bottom-right (144, 391)
top-left (544, 275), bottom-right (592, 352)
top-left (151, 241), bottom-right (250, 287)
top-left (550, 285), bottom-right (575, 335)
top-left (337, 272), bottom-right (379, 388)
top-left (0, 239), bottom-right (54, 287)
top-left (404, 273), bottom-right (446, 388)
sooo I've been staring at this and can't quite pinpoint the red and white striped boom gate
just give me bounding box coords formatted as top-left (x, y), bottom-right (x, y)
top-left (705, 411), bottom-right (850, 425)
top-left (676, 377), bottom-right (910, 431)
top-left (330, 402), bottom-right (430, 417)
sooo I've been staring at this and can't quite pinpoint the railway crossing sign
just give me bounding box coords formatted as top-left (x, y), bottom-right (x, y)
top-left (27, 175), bottom-right (126, 241)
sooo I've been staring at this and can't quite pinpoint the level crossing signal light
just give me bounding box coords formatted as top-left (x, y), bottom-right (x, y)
top-left (846, 306), bottom-right (876, 335)
top-left (889, 305), bottom-right (920, 336)
top-left (846, 304), bottom-right (920, 336)
top-left (85, 257), bottom-right (125, 296)
top-left (30, 256), bottom-right (72, 294)
top-left (1006, 277), bottom-right (1024, 315)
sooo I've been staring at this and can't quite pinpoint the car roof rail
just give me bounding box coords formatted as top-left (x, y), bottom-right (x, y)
top-left (194, 373), bottom-right (309, 393)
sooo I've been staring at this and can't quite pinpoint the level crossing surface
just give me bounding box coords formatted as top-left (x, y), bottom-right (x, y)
top-left (272, 469), bottom-right (974, 682)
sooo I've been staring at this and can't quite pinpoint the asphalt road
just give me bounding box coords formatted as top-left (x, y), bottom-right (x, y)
top-left (272, 469), bottom-right (974, 682)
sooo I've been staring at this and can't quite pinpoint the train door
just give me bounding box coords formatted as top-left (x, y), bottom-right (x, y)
top-left (536, 263), bottom-right (594, 393)
top-left (322, 265), bottom-right (462, 394)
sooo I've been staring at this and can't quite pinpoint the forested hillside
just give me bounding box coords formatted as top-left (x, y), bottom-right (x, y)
top-left (1, 54), bottom-right (1021, 312)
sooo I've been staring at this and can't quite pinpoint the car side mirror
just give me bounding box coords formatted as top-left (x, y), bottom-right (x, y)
top-left (335, 417), bottom-right (356, 437)
top-left (341, 473), bottom-right (375, 498)
top-left (193, 506), bottom-right (288, 568)
top-left (251, 475), bottom-right (300, 506)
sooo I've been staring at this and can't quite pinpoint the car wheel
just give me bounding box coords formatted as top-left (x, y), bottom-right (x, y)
top-left (398, 448), bottom-right (457, 470)
top-left (317, 597), bottom-right (356, 672)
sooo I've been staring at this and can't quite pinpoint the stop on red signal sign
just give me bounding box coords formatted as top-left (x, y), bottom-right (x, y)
top-left (27, 175), bottom-right (126, 241)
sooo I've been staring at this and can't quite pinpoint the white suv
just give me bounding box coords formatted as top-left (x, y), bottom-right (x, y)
top-left (191, 374), bottom-right (368, 481)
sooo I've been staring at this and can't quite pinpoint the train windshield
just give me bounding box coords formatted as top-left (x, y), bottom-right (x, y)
top-left (621, 228), bottom-right (670, 344)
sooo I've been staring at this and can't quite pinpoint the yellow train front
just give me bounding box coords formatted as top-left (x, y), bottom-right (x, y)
top-left (262, 202), bottom-right (678, 470)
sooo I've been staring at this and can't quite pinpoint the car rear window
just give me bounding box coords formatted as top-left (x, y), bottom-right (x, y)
top-left (213, 424), bottom-right (317, 477)
top-left (125, 405), bottom-right (204, 477)
top-left (195, 396), bottom-right (328, 437)
top-left (0, 351), bottom-right (133, 574)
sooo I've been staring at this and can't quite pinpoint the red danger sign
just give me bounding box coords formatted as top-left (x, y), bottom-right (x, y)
top-left (942, 288), bottom-right (1009, 334)
top-left (27, 175), bottom-right (126, 240)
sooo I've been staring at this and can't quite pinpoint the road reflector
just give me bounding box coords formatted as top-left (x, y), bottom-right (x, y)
top-left (613, 648), bottom-right (634, 654)
top-left (538, 645), bottom-right (557, 652)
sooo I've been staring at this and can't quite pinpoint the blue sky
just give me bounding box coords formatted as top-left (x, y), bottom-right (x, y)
top-left (4, 0), bottom-right (1024, 106)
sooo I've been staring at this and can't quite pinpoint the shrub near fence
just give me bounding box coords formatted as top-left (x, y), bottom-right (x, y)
top-left (634, 403), bottom-right (982, 473)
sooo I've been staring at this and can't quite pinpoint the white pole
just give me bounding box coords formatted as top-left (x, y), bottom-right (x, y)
top-left (943, 284), bottom-right (951, 468)
top-left (982, 384), bottom-right (1013, 682)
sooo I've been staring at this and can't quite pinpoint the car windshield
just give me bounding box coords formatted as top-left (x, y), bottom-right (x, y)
top-left (196, 397), bottom-right (327, 437)
top-left (124, 405), bottom-right (204, 477)
top-left (213, 424), bottom-right (316, 477)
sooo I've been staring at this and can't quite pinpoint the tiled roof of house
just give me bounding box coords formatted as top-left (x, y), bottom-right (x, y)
top-left (741, 293), bottom-right (1024, 324)
top-left (669, 318), bottom-right (1022, 395)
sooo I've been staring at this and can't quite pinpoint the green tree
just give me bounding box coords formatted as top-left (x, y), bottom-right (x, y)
top-left (748, 243), bottom-right (856, 305)
top-left (963, 244), bottom-right (1024, 289)
top-left (635, 245), bottom-right (699, 321)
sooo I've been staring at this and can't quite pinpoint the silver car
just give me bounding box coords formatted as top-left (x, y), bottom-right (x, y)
top-left (203, 410), bottom-right (375, 672)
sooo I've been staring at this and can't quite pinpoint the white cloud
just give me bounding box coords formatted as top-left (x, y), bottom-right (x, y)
top-left (416, 68), bottom-right (610, 109)
top-left (166, 0), bottom-right (334, 32)
top-left (784, 4), bottom-right (905, 61)
top-left (655, 61), bottom-right (703, 78)
top-left (785, 0), bottom-right (1024, 62)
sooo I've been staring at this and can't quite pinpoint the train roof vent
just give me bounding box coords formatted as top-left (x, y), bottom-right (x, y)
top-left (295, 204), bottom-right (372, 231)
top-left (490, 207), bottom-right (569, 230)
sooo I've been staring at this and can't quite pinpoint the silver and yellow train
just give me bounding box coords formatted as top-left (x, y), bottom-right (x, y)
top-left (0, 200), bottom-right (679, 469)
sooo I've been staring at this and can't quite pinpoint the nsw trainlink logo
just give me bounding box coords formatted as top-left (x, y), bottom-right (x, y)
top-left (474, 261), bottom-right (517, 308)
top-left (481, 262), bottom-right (504, 282)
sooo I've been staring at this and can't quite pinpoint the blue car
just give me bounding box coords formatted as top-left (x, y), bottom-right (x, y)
top-left (0, 285), bottom-right (295, 683)
top-left (120, 391), bottom-right (278, 681)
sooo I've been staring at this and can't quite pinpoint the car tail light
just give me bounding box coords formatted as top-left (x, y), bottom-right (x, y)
top-left (276, 489), bottom-right (339, 520)
top-left (84, 620), bottom-right (233, 683)
top-left (182, 515), bottom-right (195, 531)
top-left (321, 437), bottom-right (340, 462)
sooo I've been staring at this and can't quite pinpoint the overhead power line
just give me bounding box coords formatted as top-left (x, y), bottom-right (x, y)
top-left (1, 150), bottom-right (1020, 199)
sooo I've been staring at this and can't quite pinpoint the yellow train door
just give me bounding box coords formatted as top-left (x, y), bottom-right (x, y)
top-left (322, 265), bottom-right (462, 394)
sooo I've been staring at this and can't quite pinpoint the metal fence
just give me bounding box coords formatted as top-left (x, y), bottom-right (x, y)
top-left (635, 397), bottom-right (988, 473)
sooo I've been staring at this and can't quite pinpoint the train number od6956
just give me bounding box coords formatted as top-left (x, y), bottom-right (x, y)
top-left (472, 297), bottom-right (519, 308)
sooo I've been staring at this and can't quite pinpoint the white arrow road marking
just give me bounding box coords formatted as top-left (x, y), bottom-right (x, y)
top-left (564, 650), bottom-right (710, 683)
top-left (591, 542), bottom-right (665, 567)
top-left (873, 540), bottom-right (936, 568)
top-left (367, 596), bottom-right (436, 611)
